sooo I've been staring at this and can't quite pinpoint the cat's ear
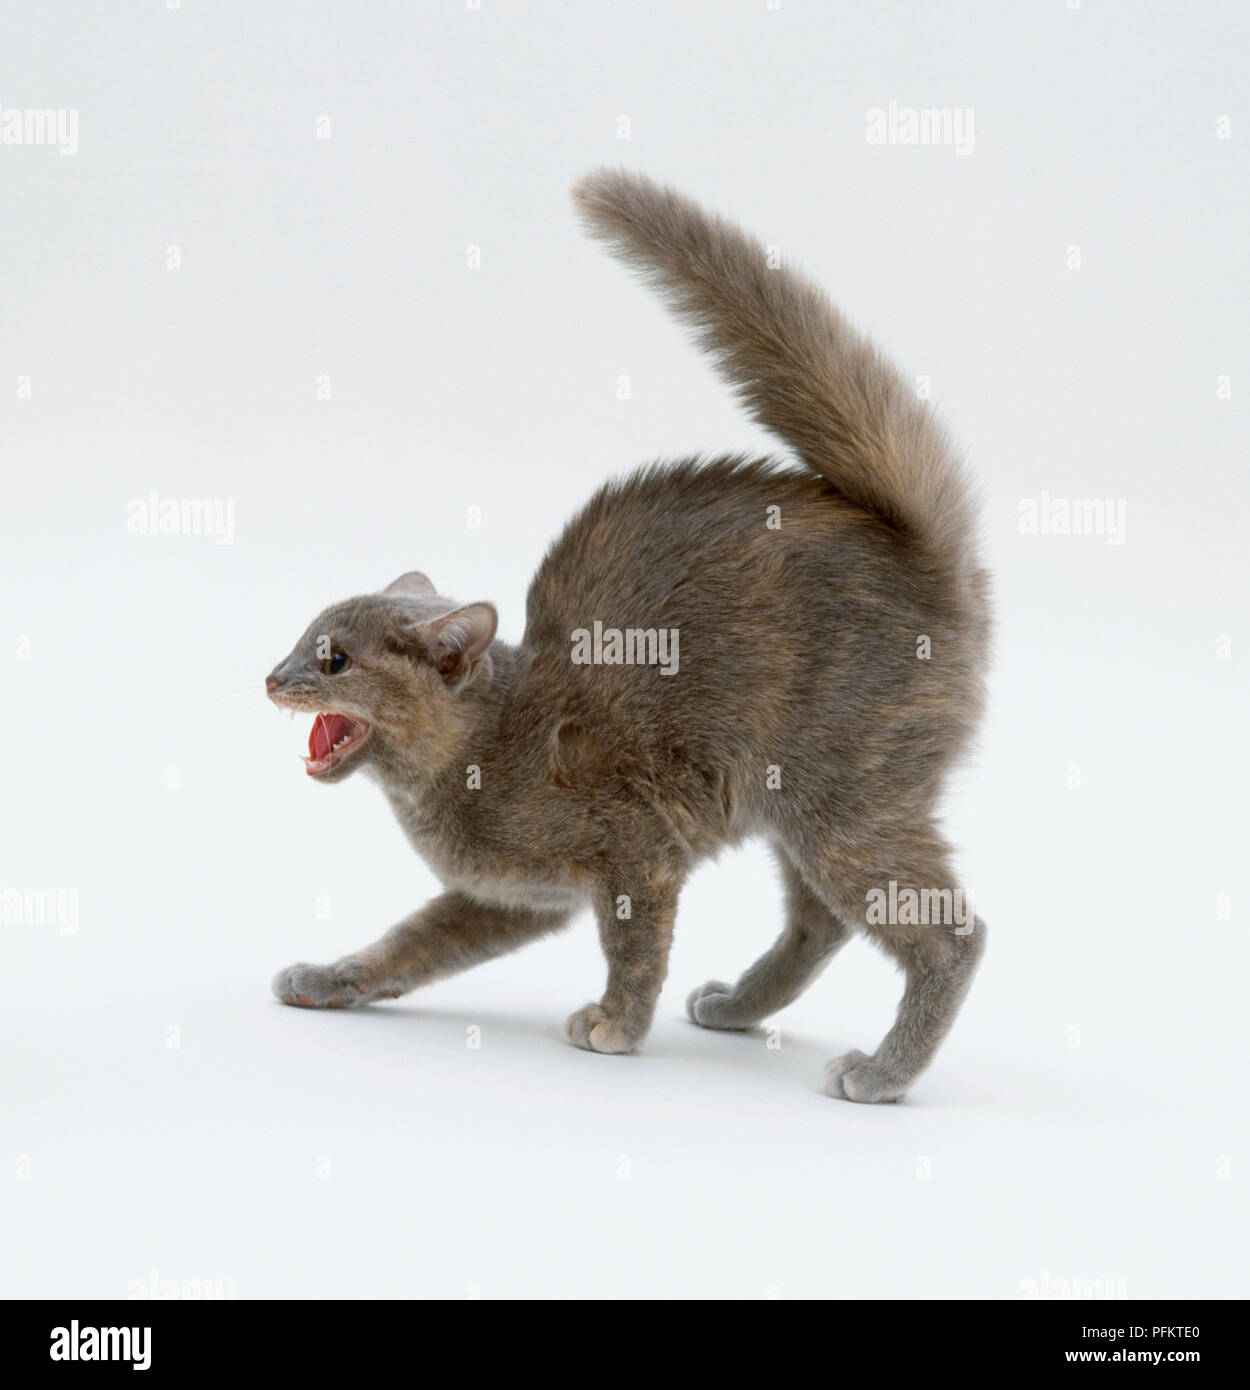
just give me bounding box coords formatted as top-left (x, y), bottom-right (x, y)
top-left (415, 603), bottom-right (498, 690)
top-left (384, 571), bottom-right (436, 598)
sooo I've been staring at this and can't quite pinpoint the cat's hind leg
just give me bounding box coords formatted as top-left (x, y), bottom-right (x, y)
top-left (687, 849), bottom-right (852, 1030)
top-left (809, 831), bottom-right (985, 1103)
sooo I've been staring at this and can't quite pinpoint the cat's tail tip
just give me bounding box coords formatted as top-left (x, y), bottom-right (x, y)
top-left (569, 167), bottom-right (663, 228)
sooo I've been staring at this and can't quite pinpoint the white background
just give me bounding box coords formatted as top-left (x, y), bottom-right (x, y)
top-left (2, 1), bottom-right (1247, 1299)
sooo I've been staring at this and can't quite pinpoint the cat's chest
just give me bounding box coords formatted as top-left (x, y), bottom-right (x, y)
top-left (385, 785), bottom-right (587, 915)
top-left (424, 839), bottom-right (587, 914)
top-left (445, 866), bottom-right (587, 914)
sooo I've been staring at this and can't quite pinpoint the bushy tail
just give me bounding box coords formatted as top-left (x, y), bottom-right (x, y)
top-left (571, 169), bottom-right (977, 576)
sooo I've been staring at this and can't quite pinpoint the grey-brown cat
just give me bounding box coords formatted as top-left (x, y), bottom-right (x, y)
top-left (266, 170), bottom-right (990, 1102)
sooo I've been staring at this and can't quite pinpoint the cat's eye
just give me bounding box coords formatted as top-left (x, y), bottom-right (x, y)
top-left (322, 650), bottom-right (351, 675)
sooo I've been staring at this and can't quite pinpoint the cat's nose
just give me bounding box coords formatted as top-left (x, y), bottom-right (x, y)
top-left (265, 675), bottom-right (284, 696)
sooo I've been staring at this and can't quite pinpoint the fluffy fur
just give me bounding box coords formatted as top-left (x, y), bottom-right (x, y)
top-left (266, 171), bottom-right (990, 1102)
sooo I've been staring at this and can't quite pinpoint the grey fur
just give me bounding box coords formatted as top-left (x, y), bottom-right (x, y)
top-left (266, 170), bottom-right (990, 1102)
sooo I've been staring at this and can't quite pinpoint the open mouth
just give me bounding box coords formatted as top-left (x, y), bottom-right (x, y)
top-left (304, 712), bottom-right (372, 777)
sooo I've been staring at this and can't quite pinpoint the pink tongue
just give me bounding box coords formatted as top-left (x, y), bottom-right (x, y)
top-left (309, 713), bottom-right (352, 761)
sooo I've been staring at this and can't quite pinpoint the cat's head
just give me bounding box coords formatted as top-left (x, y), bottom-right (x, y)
top-left (265, 571), bottom-right (498, 784)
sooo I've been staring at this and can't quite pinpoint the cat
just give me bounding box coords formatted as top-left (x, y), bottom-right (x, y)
top-left (265, 170), bottom-right (991, 1102)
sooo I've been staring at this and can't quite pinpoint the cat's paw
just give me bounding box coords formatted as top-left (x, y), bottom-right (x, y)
top-left (272, 961), bottom-right (396, 1010)
top-left (686, 980), bottom-right (749, 1030)
top-left (565, 1002), bottom-right (639, 1054)
top-left (822, 1050), bottom-right (907, 1103)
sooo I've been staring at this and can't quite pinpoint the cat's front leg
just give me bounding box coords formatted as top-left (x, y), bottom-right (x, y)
top-left (566, 868), bottom-right (683, 1054)
top-left (271, 957), bottom-right (398, 1009)
top-left (273, 891), bottom-right (571, 1009)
